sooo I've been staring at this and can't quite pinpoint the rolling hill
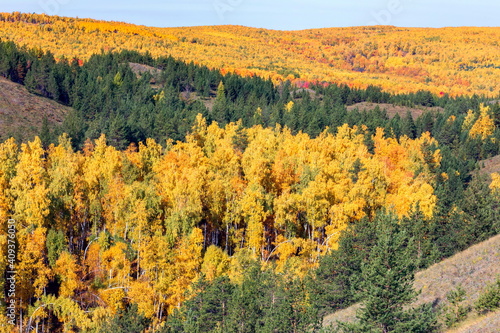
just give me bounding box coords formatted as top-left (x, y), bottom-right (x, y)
top-left (1, 12), bottom-right (499, 97)
top-left (0, 11), bottom-right (499, 333)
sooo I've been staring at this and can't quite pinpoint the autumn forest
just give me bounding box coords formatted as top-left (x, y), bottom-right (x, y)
top-left (0, 11), bottom-right (500, 333)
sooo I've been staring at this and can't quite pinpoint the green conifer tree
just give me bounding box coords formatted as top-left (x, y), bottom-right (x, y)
top-left (212, 81), bottom-right (229, 125)
top-left (339, 212), bottom-right (438, 332)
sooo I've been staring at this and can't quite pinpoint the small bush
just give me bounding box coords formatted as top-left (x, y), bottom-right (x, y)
top-left (474, 278), bottom-right (500, 314)
top-left (444, 286), bottom-right (469, 328)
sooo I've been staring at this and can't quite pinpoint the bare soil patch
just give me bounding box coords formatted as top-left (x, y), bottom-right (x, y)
top-left (0, 77), bottom-right (72, 142)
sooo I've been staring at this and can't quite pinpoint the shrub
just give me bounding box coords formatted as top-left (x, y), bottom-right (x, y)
top-left (474, 278), bottom-right (500, 314)
top-left (444, 286), bottom-right (469, 328)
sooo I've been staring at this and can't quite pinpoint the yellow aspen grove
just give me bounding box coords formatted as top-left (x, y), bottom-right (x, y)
top-left (29, 295), bottom-right (92, 332)
top-left (98, 241), bottom-right (131, 314)
top-left (240, 183), bottom-right (267, 257)
top-left (83, 241), bottom-right (105, 284)
top-left (0, 138), bottom-right (17, 224)
top-left (99, 288), bottom-right (126, 314)
top-left (468, 104), bottom-right (496, 140)
top-left (128, 279), bottom-right (156, 318)
top-left (201, 121), bottom-right (245, 249)
top-left (490, 173), bottom-right (500, 192)
top-left (1, 9), bottom-right (499, 331)
top-left (373, 129), bottom-right (439, 219)
top-left (0, 139), bottom-right (17, 308)
top-left (201, 245), bottom-right (230, 281)
top-left (1, 14), bottom-right (499, 96)
top-left (462, 109), bottom-right (477, 132)
top-left (153, 139), bottom-right (207, 241)
top-left (0, 114), bottom-right (448, 328)
top-left (101, 242), bottom-right (131, 289)
top-left (54, 251), bottom-right (80, 298)
top-left (46, 134), bottom-right (83, 246)
top-left (17, 227), bottom-right (52, 301)
top-left (137, 138), bottom-right (163, 178)
top-left (241, 125), bottom-right (277, 191)
top-left (10, 137), bottom-right (50, 228)
top-left (83, 134), bottom-right (123, 234)
top-left (140, 232), bottom-right (172, 319)
top-left (101, 176), bottom-right (127, 237)
top-left (164, 227), bottom-right (203, 313)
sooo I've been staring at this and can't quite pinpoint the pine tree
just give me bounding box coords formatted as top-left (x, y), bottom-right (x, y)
top-left (340, 212), bottom-right (437, 332)
top-left (461, 172), bottom-right (500, 244)
top-left (401, 111), bottom-right (417, 139)
top-left (100, 303), bottom-right (150, 333)
top-left (212, 81), bottom-right (229, 125)
top-left (174, 276), bottom-right (234, 333)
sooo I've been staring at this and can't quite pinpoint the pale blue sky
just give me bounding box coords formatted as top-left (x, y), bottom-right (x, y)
top-left (1, 0), bottom-right (498, 30)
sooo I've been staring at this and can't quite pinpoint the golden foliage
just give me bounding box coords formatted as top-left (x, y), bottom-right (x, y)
top-left (0, 118), bottom-right (443, 326)
top-left (1, 13), bottom-right (499, 96)
top-left (201, 245), bottom-right (230, 281)
top-left (54, 251), bottom-right (80, 298)
top-left (468, 104), bottom-right (496, 140)
top-left (490, 172), bottom-right (500, 192)
top-left (10, 137), bottom-right (49, 228)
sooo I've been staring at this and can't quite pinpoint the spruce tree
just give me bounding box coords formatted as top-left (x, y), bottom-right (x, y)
top-left (212, 81), bottom-right (229, 125)
top-left (401, 111), bottom-right (417, 139)
top-left (339, 212), bottom-right (437, 332)
top-left (358, 213), bottom-right (417, 331)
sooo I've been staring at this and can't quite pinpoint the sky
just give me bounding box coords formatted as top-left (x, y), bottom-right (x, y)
top-left (1, 0), bottom-right (499, 30)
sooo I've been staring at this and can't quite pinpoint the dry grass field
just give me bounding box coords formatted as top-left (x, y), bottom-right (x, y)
top-left (446, 310), bottom-right (500, 333)
top-left (0, 77), bottom-right (71, 142)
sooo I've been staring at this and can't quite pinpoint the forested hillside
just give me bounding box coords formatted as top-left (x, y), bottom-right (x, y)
top-left (1, 12), bottom-right (500, 97)
top-left (1, 39), bottom-right (499, 155)
top-left (0, 16), bottom-right (500, 332)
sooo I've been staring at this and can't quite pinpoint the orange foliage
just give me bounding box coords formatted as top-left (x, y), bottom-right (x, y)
top-left (0, 12), bottom-right (499, 96)
top-left (0, 117), bottom-right (443, 325)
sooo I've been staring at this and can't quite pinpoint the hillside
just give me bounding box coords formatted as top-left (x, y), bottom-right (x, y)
top-left (323, 233), bottom-right (500, 331)
top-left (1, 11), bottom-right (500, 332)
top-left (0, 76), bottom-right (70, 141)
top-left (1, 12), bottom-right (500, 97)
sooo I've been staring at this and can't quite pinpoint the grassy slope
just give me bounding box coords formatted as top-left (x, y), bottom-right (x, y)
top-left (0, 77), bottom-right (71, 142)
top-left (446, 310), bottom-right (500, 333)
top-left (323, 233), bottom-right (500, 331)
